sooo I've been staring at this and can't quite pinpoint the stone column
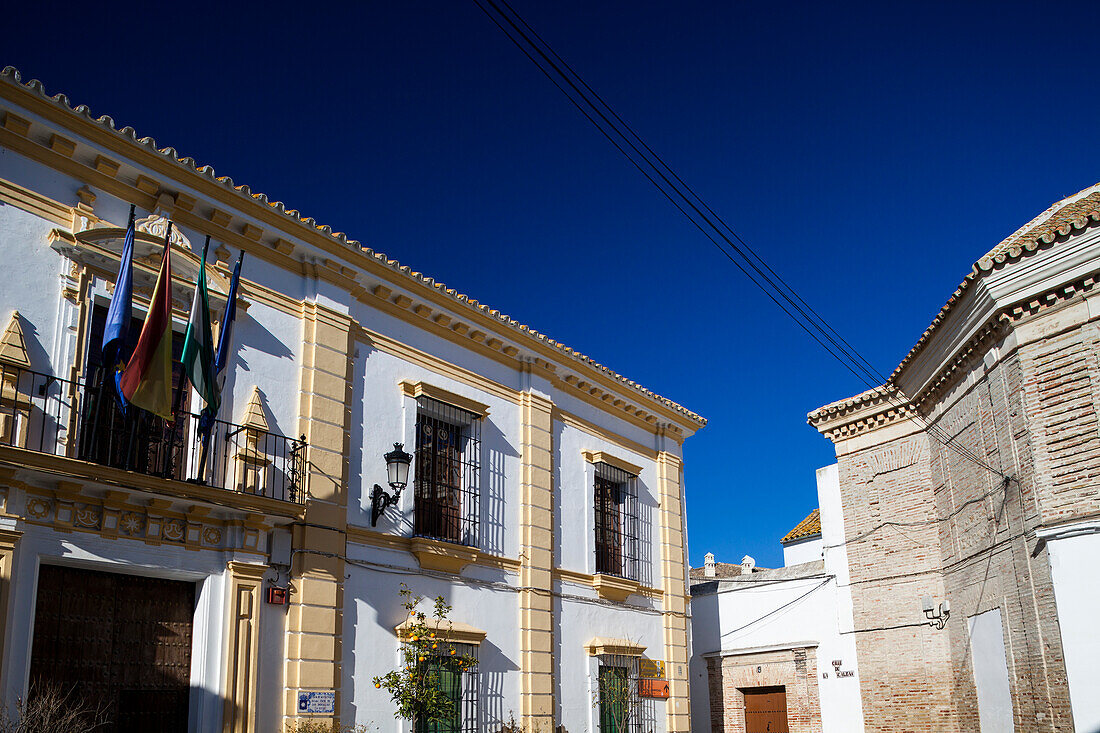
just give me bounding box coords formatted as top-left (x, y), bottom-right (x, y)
top-left (283, 301), bottom-right (353, 728)
top-left (657, 449), bottom-right (691, 732)
top-left (519, 387), bottom-right (555, 728)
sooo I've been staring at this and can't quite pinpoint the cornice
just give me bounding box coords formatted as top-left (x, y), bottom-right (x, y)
top-left (810, 189), bottom-right (1100, 442)
top-left (0, 67), bottom-right (705, 434)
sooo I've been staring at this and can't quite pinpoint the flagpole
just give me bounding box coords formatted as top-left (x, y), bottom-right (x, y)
top-left (86, 203), bottom-right (136, 461)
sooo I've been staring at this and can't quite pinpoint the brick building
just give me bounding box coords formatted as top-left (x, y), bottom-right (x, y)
top-left (808, 182), bottom-right (1100, 732)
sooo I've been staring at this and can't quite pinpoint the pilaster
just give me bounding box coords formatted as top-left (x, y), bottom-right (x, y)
top-left (223, 561), bottom-right (267, 733)
top-left (657, 451), bottom-right (691, 732)
top-left (0, 526), bottom-right (21, 683)
top-left (284, 301), bottom-right (353, 727)
top-left (519, 389), bottom-right (555, 728)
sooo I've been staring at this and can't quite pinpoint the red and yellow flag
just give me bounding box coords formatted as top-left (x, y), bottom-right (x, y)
top-left (118, 240), bottom-right (174, 418)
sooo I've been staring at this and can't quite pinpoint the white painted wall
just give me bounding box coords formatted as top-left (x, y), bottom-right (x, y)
top-left (1, 106), bottom-right (693, 733)
top-left (689, 464), bottom-right (864, 733)
top-left (781, 535), bottom-right (822, 567)
top-left (1040, 522), bottom-right (1100, 733)
top-left (967, 608), bottom-right (1014, 733)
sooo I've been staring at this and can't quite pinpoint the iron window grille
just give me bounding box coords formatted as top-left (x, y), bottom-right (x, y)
top-left (413, 396), bottom-right (481, 548)
top-left (594, 462), bottom-right (639, 581)
top-left (597, 654), bottom-right (645, 733)
top-left (414, 642), bottom-right (479, 733)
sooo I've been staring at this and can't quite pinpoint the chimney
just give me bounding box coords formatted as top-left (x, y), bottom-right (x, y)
top-left (740, 555), bottom-right (756, 575)
top-left (704, 552), bottom-right (716, 578)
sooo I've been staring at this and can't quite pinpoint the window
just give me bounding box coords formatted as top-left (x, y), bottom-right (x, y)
top-left (597, 656), bottom-right (642, 733)
top-left (415, 643), bottom-right (479, 733)
top-left (414, 396), bottom-right (481, 547)
top-left (593, 462), bottom-right (638, 580)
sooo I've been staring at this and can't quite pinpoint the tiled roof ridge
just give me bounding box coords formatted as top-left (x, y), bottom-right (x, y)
top-left (808, 182), bottom-right (1100, 423)
top-left (0, 66), bottom-right (704, 427)
top-left (780, 507), bottom-right (821, 544)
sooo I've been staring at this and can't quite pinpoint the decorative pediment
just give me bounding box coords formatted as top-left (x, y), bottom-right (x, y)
top-left (48, 228), bottom-right (242, 316)
top-left (0, 312), bottom-right (31, 368)
top-left (240, 387), bottom-right (269, 432)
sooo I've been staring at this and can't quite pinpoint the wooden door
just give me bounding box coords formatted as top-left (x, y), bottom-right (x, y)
top-left (29, 565), bottom-right (195, 733)
top-left (743, 686), bottom-right (789, 733)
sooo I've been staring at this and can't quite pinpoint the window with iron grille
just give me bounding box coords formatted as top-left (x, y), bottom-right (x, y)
top-left (415, 643), bottom-right (479, 733)
top-left (414, 396), bottom-right (481, 548)
top-left (593, 462), bottom-right (639, 581)
top-left (597, 654), bottom-right (644, 733)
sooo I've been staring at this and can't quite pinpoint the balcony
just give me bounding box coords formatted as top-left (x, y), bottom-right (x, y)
top-left (0, 363), bottom-right (306, 506)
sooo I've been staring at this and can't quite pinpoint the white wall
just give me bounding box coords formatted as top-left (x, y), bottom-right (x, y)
top-left (967, 608), bottom-right (1013, 733)
top-left (1041, 522), bottom-right (1100, 733)
top-left (689, 464), bottom-right (864, 733)
top-left (782, 535), bottom-right (823, 567)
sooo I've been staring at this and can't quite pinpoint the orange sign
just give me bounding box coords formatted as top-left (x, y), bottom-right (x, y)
top-left (639, 679), bottom-right (670, 699)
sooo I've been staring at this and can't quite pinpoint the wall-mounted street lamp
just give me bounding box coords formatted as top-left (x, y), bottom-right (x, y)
top-left (370, 443), bottom-right (413, 526)
top-left (921, 595), bottom-right (951, 629)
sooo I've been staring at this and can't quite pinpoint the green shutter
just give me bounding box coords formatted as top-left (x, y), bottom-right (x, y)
top-left (416, 660), bottom-right (462, 733)
top-left (599, 666), bottom-right (629, 733)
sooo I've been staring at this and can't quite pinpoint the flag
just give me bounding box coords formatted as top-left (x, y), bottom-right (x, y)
top-left (118, 226), bottom-right (174, 419)
top-left (101, 205), bottom-right (136, 369)
top-left (199, 251), bottom-right (244, 433)
top-left (181, 236), bottom-right (217, 411)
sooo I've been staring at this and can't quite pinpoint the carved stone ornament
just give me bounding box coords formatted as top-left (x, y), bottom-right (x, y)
top-left (135, 213), bottom-right (192, 251)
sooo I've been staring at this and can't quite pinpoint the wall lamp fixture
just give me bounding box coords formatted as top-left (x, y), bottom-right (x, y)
top-left (921, 595), bottom-right (951, 629)
top-left (370, 443), bottom-right (413, 526)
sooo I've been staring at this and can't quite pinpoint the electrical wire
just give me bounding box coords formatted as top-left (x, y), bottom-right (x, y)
top-left (472, 0), bottom-right (1011, 481)
top-left (717, 577), bottom-right (832, 638)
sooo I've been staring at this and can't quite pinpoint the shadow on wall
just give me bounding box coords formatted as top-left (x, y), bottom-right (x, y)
top-left (636, 476), bottom-right (656, 590)
top-left (347, 342), bottom-right (370, 514)
top-left (477, 638), bottom-right (519, 730)
top-left (481, 418), bottom-right (518, 557)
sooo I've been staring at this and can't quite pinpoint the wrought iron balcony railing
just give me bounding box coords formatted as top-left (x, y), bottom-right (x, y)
top-left (0, 363), bottom-right (305, 504)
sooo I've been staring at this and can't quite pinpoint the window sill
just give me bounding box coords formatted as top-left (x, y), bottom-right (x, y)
top-left (592, 573), bottom-right (641, 602)
top-left (410, 537), bottom-right (479, 574)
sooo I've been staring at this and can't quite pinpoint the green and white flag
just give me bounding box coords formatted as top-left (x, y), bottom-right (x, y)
top-left (181, 236), bottom-right (218, 411)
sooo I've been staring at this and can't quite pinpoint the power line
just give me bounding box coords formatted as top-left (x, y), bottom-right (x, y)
top-left (473, 0), bottom-right (1009, 480)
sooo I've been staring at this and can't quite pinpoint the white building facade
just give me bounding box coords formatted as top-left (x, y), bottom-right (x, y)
top-left (0, 67), bottom-right (704, 732)
top-left (688, 465), bottom-right (864, 733)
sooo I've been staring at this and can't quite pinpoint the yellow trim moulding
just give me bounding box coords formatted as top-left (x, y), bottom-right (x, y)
top-left (582, 450), bottom-right (643, 477)
top-left (395, 617), bottom-right (487, 645)
top-left (400, 380), bottom-right (490, 418)
top-left (585, 637), bottom-right (646, 657)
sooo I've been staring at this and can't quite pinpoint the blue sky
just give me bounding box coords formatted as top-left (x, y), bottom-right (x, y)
top-left (6, 1), bottom-right (1100, 567)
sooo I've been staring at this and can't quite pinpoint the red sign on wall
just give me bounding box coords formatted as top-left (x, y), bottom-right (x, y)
top-left (639, 679), bottom-right (670, 699)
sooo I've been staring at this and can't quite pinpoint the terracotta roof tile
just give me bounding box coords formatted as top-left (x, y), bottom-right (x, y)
top-left (0, 67), bottom-right (706, 428)
top-left (810, 181), bottom-right (1100, 421)
top-left (781, 508), bottom-right (821, 544)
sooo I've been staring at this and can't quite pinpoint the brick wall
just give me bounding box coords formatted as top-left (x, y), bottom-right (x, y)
top-left (706, 647), bottom-right (821, 733)
top-left (827, 299), bottom-right (1097, 732)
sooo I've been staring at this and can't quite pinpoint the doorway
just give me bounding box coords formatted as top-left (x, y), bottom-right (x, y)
top-left (743, 686), bottom-right (789, 733)
top-left (29, 564), bottom-right (196, 732)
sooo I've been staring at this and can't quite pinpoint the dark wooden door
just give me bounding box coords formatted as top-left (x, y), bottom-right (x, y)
top-left (29, 565), bottom-right (195, 733)
top-left (743, 686), bottom-right (789, 733)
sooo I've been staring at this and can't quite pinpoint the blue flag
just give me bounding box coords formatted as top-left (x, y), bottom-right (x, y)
top-left (101, 208), bottom-right (136, 369)
top-left (199, 252), bottom-right (244, 434)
